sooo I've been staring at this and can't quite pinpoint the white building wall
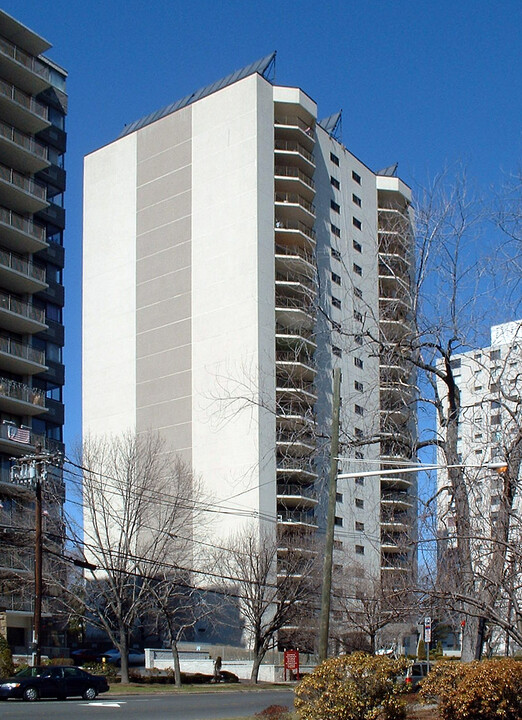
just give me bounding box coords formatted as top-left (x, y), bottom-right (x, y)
top-left (82, 134), bottom-right (137, 436)
top-left (191, 74), bottom-right (276, 542)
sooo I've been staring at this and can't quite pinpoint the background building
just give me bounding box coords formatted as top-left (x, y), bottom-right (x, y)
top-left (0, 10), bottom-right (67, 655)
top-left (83, 55), bottom-right (416, 645)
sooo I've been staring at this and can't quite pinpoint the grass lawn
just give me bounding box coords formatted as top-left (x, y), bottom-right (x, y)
top-left (107, 681), bottom-right (293, 695)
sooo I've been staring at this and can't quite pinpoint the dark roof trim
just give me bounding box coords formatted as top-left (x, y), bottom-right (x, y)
top-left (119, 52), bottom-right (277, 138)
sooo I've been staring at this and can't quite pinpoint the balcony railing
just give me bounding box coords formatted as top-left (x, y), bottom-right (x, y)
top-left (276, 350), bottom-right (316, 368)
top-left (0, 34), bottom-right (50, 81)
top-left (277, 456), bottom-right (317, 475)
top-left (0, 119), bottom-right (48, 160)
top-left (0, 77), bottom-right (48, 120)
top-left (0, 549), bottom-right (33, 572)
top-left (276, 378), bottom-right (316, 396)
top-left (275, 218), bottom-right (316, 241)
top-left (0, 160), bottom-right (47, 201)
top-left (278, 509), bottom-right (317, 526)
top-left (275, 116), bottom-right (315, 136)
top-left (0, 335), bottom-right (45, 365)
top-left (274, 139), bottom-right (315, 166)
top-left (275, 295), bottom-right (315, 313)
top-left (276, 272), bottom-right (317, 293)
top-left (0, 204), bottom-right (46, 242)
top-left (0, 290), bottom-right (45, 324)
top-left (382, 491), bottom-right (413, 506)
top-left (275, 192), bottom-right (316, 216)
top-left (274, 165), bottom-right (315, 189)
top-left (277, 483), bottom-right (317, 500)
top-left (277, 401), bottom-right (315, 419)
top-left (0, 246), bottom-right (46, 283)
top-left (0, 376), bottom-right (45, 407)
top-left (276, 322), bottom-right (316, 343)
top-left (275, 243), bottom-right (315, 266)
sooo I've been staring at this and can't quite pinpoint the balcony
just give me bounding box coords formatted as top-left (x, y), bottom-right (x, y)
top-left (379, 471), bottom-right (413, 490)
top-left (0, 335), bottom-right (46, 374)
top-left (0, 548), bottom-right (33, 575)
top-left (277, 483), bottom-right (318, 507)
top-left (0, 290), bottom-right (46, 333)
top-left (0, 246), bottom-right (47, 293)
top-left (0, 119), bottom-right (49, 173)
top-left (276, 271), bottom-right (317, 298)
top-left (0, 77), bottom-right (49, 133)
top-left (275, 218), bottom-right (316, 248)
top-left (277, 509), bottom-right (318, 529)
top-left (276, 323), bottom-right (317, 352)
top-left (277, 455), bottom-right (317, 481)
top-left (276, 429), bottom-right (316, 456)
top-left (276, 350), bottom-right (316, 381)
top-left (275, 295), bottom-right (315, 331)
top-left (277, 400), bottom-right (315, 426)
top-left (274, 165), bottom-right (315, 200)
top-left (0, 160), bottom-right (48, 213)
top-left (275, 243), bottom-right (316, 279)
top-left (275, 192), bottom-right (316, 223)
top-left (274, 139), bottom-right (315, 172)
top-left (274, 115), bottom-right (315, 150)
top-left (0, 204), bottom-right (47, 252)
top-left (0, 376), bottom-right (46, 415)
top-left (381, 491), bottom-right (413, 509)
top-left (0, 34), bottom-right (50, 94)
top-left (276, 377), bottom-right (317, 403)
top-left (381, 512), bottom-right (410, 532)
top-left (381, 533), bottom-right (410, 552)
top-left (380, 402), bottom-right (411, 425)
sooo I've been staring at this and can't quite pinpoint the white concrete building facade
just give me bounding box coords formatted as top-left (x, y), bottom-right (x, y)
top-left (83, 56), bottom-right (417, 625)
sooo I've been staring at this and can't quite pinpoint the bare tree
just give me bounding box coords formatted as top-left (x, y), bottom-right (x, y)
top-left (217, 525), bottom-right (319, 683)
top-left (64, 432), bottom-right (198, 683)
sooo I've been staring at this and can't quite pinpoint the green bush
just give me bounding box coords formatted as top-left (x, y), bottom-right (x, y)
top-left (44, 657), bottom-right (74, 666)
top-left (82, 661), bottom-right (118, 680)
top-left (294, 652), bottom-right (409, 720)
top-left (0, 632), bottom-right (14, 677)
top-left (419, 658), bottom-right (522, 720)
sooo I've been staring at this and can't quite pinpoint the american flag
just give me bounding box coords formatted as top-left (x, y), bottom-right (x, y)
top-left (7, 426), bottom-right (31, 444)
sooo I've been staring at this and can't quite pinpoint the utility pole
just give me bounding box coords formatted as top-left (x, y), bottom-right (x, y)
top-left (11, 446), bottom-right (61, 666)
top-left (318, 367), bottom-right (341, 662)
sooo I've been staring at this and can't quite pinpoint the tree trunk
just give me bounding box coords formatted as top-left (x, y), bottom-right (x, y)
top-left (171, 640), bottom-right (182, 687)
top-left (250, 641), bottom-right (266, 683)
top-left (119, 633), bottom-right (129, 684)
top-left (370, 631), bottom-right (376, 655)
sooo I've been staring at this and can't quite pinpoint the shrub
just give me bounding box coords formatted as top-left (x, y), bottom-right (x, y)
top-left (82, 661), bottom-right (118, 680)
top-left (0, 633), bottom-right (14, 677)
top-left (419, 658), bottom-right (522, 720)
top-left (255, 705), bottom-right (292, 720)
top-left (416, 639), bottom-right (426, 660)
top-left (294, 652), bottom-right (409, 720)
top-left (44, 657), bottom-right (74, 666)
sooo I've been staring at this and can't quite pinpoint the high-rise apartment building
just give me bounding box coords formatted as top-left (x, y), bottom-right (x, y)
top-left (83, 56), bottom-right (416, 640)
top-left (0, 11), bottom-right (67, 653)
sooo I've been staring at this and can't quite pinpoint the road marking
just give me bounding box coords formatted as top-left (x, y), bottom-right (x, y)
top-left (82, 701), bottom-right (126, 707)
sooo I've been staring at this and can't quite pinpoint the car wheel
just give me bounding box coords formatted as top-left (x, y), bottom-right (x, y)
top-left (22, 686), bottom-right (39, 702)
top-left (82, 687), bottom-right (97, 700)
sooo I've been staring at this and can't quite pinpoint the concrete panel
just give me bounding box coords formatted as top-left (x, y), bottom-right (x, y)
top-left (136, 318), bottom-right (191, 356)
top-left (137, 369), bottom-right (191, 406)
top-left (137, 344), bottom-right (191, 378)
top-left (137, 241), bottom-right (191, 281)
top-left (137, 293), bottom-right (191, 333)
top-left (137, 107), bottom-right (192, 161)
top-left (137, 189), bottom-right (191, 235)
top-left (137, 165), bottom-right (192, 211)
top-left (137, 216), bottom-right (191, 257)
top-left (137, 267), bottom-right (191, 306)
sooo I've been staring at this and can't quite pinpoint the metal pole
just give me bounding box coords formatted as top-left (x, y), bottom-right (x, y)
top-left (318, 367), bottom-right (341, 662)
top-left (33, 467), bottom-right (42, 666)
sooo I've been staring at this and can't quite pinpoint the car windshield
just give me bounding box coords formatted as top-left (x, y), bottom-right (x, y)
top-left (15, 667), bottom-right (45, 677)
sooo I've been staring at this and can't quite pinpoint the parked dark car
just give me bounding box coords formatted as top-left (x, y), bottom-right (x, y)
top-left (0, 665), bottom-right (109, 701)
top-left (97, 648), bottom-right (145, 666)
top-left (70, 648), bottom-right (102, 664)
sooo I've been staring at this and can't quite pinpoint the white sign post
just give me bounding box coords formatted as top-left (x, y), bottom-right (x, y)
top-left (424, 617), bottom-right (431, 668)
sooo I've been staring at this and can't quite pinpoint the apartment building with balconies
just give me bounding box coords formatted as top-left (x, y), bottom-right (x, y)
top-left (83, 54), bottom-right (416, 647)
top-left (0, 10), bottom-right (66, 654)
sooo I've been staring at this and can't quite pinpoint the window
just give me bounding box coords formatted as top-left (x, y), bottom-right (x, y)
top-left (491, 400), bottom-right (501, 409)
top-left (330, 152), bottom-right (340, 166)
top-left (46, 303), bottom-right (62, 323)
top-left (331, 176), bottom-right (340, 189)
top-left (354, 451), bottom-right (364, 459)
top-left (331, 224), bottom-right (341, 237)
top-left (334, 516), bottom-right (343, 526)
top-left (352, 170), bottom-right (361, 184)
top-left (353, 217), bottom-right (362, 230)
top-left (354, 380), bottom-right (364, 392)
top-left (355, 404), bottom-right (364, 416)
top-left (336, 492), bottom-right (343, 503)
top-left (352, 193), bottom-right (362, 207)
top-left (45, 342), bottom-right (62, 363)
top-left (355, 521), bottom-right (364, 531)
top-left (331, 200), bottom-right (340, 213)
top-left (353, 263), bottom-right (362, 276)
top-left (334, 540), bottom-right (343, 549)
top-left (333, 346), bottom-right (342, 358)
top-left (354, 310), bottom-right (363, 322)
top-left (332, 321), bottom-right (341, 332)
top-left (491, 415), bottom-right (501, 425)
top-left (353, 239), bottom-right (362, 252)
top-left (354, 287), bottom-right (362, 299)
top-left (331, 247), bottom-right (341, 261)
top-left (355, 498), bottom-right (364, 509)
top-left (49, 106), bottom-right (65, 130)
top-left (355, 335), bottom-right (363, 345)
top-left (354, 427), bottom-right (363, 438)
top-left (450, 359), bottom-right (461, 369)
top-left (354, 357), bottom-right (363, 369)
top-left (355, 476), bottom-right (364, 486)
top-left (491, 495), bottom-right (500, 506)
top-left (490, 349), bottom-right (501, 360)
top-left (332, 296), bottom-right (341, 310)
top-left (46, 263), bottom-right (62, 284)
top-left (355, 545), bottom-right (365, 555)
top-left (331, 272), bottom-right (341, 285)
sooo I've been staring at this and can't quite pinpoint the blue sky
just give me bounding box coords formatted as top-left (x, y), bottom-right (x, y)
top-left (1, 0), bottom-right (521, 450)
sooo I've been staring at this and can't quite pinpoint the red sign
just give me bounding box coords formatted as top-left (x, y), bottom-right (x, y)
top-left (284, 650), bottom-right (300, 680)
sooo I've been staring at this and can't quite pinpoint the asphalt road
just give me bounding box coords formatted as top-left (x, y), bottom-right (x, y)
top-left (0, 689), bottom-right (295, 720)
